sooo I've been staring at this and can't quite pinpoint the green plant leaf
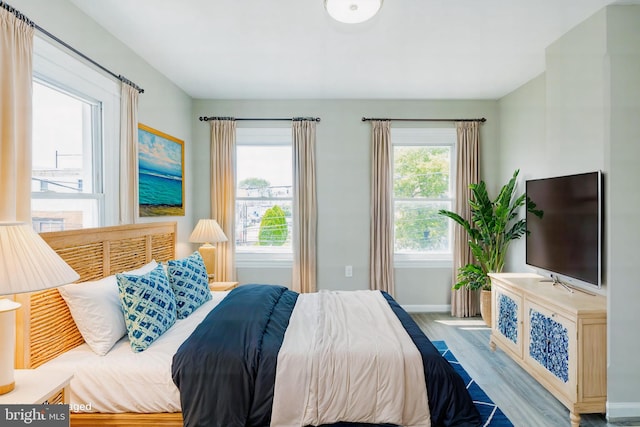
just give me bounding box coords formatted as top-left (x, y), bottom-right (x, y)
top-left (439, 169), bottom-right (544, 291)
top-left (452, 263), bottom-right (489, 291)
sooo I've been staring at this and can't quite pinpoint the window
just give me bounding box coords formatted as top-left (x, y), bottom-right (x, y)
top-left (235, 128), bottom-right (293, 264)
top-left (392, 128), bottom-right (456, 265)
top-left (31, 37), bottom-right (119, 230)
top-left (31, 81), bottom-right (102, 230)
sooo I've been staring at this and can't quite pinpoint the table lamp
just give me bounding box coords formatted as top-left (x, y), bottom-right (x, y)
top-left (189, 219), bottom-right (228, 279)
top-left (0, 222), bottom-right (79, 395)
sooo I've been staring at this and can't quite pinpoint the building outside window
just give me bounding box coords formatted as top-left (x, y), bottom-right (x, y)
top-left (31, 80), bottom-right (103, 230)
top-left (235, 128), bottom-right (293, 265)
top-left (31, 37), bottom-right (119, 231)
top-left (392, 128), bottom-right (456, 265)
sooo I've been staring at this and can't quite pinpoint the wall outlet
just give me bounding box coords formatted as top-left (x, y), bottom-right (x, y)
top-left (345, 265), bottom-right (353, 277)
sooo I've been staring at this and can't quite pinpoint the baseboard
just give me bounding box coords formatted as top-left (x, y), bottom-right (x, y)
top-left (401, 304), bottom-right (451, 313)
top-left (607, 401), bottom-right (640, 421)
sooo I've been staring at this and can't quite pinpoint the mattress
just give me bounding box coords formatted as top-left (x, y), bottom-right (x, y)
top-left (40, 291), bottom-right (228, 413)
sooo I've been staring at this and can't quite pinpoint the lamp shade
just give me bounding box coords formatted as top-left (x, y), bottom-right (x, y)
top-left (0, 222), bottom-right (79, 295)
top-left (324, 0), bottom-right (383, 24)
top-left (189, 219), bottom-right (228, 244)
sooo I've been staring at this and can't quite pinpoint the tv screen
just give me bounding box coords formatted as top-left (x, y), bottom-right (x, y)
top-left (525, 171), bottom-right (602, 288)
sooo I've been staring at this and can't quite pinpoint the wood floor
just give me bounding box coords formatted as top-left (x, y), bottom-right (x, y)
top-left (410, 312), bottom-right (639, 427)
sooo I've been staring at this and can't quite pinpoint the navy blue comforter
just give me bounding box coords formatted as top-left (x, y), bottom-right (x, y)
top-left (172, 285), bottom-right (481, 427)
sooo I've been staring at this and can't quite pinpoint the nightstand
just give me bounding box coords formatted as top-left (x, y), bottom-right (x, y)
top-left (209, 281), bottom-right (239, 292)
top-left (0, 368), bottom-right (72, 404)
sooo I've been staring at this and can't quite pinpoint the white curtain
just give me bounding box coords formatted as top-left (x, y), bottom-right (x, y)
top-left (210, 120), bottom-right (237, 282)
top-left (292, 120), bottom-right (317, 293)
top-left (0, 8), bottom-right (34, 222)
top-left (369, 120), bottom-right (395, 295)
top-left (451, 121), bottom-right (480, 317)
top-left (118, 83), bottom-right (139, 224)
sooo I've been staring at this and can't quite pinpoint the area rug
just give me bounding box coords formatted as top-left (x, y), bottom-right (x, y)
top-left (432, 340), bottom-right (513, 427)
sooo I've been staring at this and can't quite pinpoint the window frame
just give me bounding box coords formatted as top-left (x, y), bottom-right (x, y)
top-left (235, 127), bottom-right (293, 268)
top-left (391, 128), bottom-right (457, 268)
top-left (31, 36), bottom-right (119, 229)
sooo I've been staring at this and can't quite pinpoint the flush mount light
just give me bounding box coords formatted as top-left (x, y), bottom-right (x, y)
top-left (324, 0), bottom-right (383, 24)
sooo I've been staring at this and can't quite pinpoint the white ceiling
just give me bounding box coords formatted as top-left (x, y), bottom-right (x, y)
top-left (69, 0), bottom-right (626, 100)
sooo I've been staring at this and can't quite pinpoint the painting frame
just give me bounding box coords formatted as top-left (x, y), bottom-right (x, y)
top-left (137, 123), bottom-right (185, 217)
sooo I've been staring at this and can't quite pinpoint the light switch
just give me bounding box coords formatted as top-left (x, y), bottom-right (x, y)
top-left (345, 265), bottom-right (353, 277)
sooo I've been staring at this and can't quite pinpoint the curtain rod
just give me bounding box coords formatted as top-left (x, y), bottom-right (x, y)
top-left (362, 117), bottom-right (486, 123)
top-left (1, 1), bottom-right (144, 94)
top-left (199, 116), bottom-right (321, 122)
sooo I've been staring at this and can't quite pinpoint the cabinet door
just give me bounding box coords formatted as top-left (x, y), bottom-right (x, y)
top-left (492, 284), bottom-right (524, 358)
top-left (524, 301), bottom-right (577, 400)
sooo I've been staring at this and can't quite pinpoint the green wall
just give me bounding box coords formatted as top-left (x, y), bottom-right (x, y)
top-left (192, 99), bottom-right (499, 307)
top-left (13, 0), bottom-right (196, 256)
top-left (605, 5), bottom-right (640, 416)
top-left (498, 5), bottom-right (640, 419)
top-left (14, 0), bottom-right (640, 416)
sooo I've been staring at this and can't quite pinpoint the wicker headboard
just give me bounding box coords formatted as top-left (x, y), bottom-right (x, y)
top-left (14, 222), bottom-right (177, 369)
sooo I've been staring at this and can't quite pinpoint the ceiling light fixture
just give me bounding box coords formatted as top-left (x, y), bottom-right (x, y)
top-left (324, 0), bottom-right (383, 24)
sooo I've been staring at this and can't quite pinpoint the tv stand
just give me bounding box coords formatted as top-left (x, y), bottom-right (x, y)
top-left (488, 273), bottom-right (607, 427)
top-left (552, 278), bottom-right (574, 293)
top-left (540, 275), bottom-right (598, 296)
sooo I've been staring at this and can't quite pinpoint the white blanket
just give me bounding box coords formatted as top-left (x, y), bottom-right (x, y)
top-left (271, 290), bottom-right (430, 427)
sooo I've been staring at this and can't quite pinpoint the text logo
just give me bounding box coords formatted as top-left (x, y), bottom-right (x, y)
top-left (1, 405), bottom-right (69, 426)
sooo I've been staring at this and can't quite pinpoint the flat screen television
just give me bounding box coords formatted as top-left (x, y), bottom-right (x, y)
top-left (525, 171), bottom-right (603, 289)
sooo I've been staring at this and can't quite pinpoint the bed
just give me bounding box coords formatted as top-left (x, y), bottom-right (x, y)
top-left (18, 222), bottom-right (481, 427)
top-left (17, 222), bottom-right (181, 427)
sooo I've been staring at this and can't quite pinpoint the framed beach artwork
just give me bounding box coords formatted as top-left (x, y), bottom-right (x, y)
top-left (137, 123), bottom-right (185, 217)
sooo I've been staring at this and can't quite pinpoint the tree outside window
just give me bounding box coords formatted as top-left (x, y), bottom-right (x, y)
top-left (235, 131), bottom-right (293, 254)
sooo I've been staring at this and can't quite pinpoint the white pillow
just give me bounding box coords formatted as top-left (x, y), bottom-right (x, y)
top-left (123, 260), bottom-right (158, 276)
top-left (57, 260), bottom-right (159, 355)
top-left (58, 275), bottom-right (126, 356)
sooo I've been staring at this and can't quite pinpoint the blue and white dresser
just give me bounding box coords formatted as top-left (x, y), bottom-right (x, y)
top-left (488, 273), bottom-right (607, 427)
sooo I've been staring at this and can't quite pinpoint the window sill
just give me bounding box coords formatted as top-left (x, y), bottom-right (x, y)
top-left (236, 253), bottom-right (293, 269)
top-left (394, 258), bottom-right (452, 269)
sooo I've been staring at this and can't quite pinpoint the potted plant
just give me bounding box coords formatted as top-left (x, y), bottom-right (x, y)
top-left (438, 169), bottom-right (542, 326)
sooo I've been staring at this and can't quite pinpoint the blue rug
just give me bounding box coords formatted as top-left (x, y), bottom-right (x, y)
top-left (432, 340), bottom-right (513, 427)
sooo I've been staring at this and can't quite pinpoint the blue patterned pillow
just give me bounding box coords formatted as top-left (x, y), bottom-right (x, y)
top-left (116, 264), bottom-right (177, 352)
top-left (166, 251), bottom-right (212, 319)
